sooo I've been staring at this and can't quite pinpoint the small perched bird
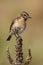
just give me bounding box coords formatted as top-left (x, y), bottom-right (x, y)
top-left (7, 11), bottom-right (31, 41)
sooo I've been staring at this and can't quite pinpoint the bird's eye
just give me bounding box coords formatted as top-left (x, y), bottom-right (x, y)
top-left (24, 14), bottom-right (26, 16)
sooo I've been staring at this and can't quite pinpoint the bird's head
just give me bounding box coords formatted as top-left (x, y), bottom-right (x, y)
top-left (20, 11), bottom-right (31, 21)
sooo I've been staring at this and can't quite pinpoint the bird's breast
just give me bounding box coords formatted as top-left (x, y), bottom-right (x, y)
top-left (11, 17), bottom-right (26, 34)
top-left (13, 17), bottom-right (25, 28)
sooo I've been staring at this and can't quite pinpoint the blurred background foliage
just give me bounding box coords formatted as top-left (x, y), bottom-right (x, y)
top-left (0, 0), bottom-right (43, 65)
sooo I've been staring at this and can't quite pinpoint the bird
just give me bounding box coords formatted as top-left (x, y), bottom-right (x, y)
top-left (6, 11), bottom-right (31, 41)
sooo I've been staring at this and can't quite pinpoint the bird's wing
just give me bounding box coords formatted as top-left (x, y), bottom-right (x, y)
top-left (9, 19), bottom-right (15, 32)
top-left (9, 16), bottom-right (21, 32)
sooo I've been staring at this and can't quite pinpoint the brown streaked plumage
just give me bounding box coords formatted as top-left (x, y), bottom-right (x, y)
top-left (6, 11), bottom-right (31, 41)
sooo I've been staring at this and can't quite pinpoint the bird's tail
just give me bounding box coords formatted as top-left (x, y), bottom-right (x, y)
top-left (6, 31), bottom-right (13, 41)
top-left (6, 35), bottom-right (11, 41)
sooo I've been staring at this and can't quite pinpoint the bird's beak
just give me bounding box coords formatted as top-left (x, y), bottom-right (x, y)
top-left (28, 16), bottom-right (31, 18)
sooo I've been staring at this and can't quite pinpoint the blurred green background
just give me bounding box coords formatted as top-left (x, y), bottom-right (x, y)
top-left (0, 0), bottom-right (43, 65)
